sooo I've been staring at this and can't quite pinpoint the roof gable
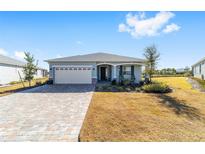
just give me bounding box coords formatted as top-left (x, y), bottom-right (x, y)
top-left (45, 52), bottom-right (145, 63)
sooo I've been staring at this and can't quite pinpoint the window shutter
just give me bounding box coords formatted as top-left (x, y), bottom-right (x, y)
top-left (119, 65), bottom-right (122, 75)
top-left (131, 65), bottom-right (135, 81)
top-left (131, 65), bottom-right (134, 76)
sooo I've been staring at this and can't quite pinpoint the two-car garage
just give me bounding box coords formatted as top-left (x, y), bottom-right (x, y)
top-left (54, 66), bottom-right (92, 84)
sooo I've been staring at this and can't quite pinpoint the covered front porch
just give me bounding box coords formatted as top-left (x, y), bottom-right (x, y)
top-left (96, 63), bottom-right (142, 83)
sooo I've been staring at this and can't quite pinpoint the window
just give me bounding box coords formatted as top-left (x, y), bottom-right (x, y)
top-left (123, 66), bottom-right (131, 75)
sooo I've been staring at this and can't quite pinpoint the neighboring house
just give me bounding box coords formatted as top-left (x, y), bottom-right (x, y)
top-left (192, 57), bottom-right (205, 80)
top-left (0, 54), bottom-right (47, 85)
top-left (176, 68), bottom-right (186, 74)
top-left (45, 52), bottom-right (146, 84)
top-left (176, 67), bottom-right (190, 74)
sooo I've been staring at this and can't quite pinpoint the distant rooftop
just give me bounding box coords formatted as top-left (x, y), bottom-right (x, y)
top-left (45, 52), bottom-right (146, 63)
top-left (0, 54), bottom-right (47, 70)
top-left (0, 54), bottom-right (25, 67)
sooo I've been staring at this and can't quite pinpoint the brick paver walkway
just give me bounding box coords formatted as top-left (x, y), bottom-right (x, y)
top-left (0, 85), bottom-right (94, 141)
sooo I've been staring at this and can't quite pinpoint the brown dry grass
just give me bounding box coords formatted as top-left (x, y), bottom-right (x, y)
top-left (0, 77), bottom-right (48, 97)
top-left (80, 77), bottom-right (205, 141)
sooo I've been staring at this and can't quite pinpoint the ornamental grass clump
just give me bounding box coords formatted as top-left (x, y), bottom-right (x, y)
top-left (142, 82), bottom-right (172, 93)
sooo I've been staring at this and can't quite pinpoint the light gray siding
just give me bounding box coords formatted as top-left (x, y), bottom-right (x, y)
top-left (193, 60), bottom-right (205, 80)
top-left (134, 65), bottom-right (142, 83)
top-left (0, 64), bottom-right (24, 85)
top-left (0, 64), bottom-right (46, 85)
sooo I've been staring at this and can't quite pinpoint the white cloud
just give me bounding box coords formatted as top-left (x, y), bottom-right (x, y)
top-left (0, 48), bottom-right (8, 56)
top-left (118, 23), bottom-right (130, 32)
top-left (118, 11), bottom-right (180, 38)
top-left (14, 51), bottom-right (25, 59)
top-left (56, 54), bottom-right (62, 58)
top-left (163, 23), bottom-right (181, 33)
top-left (76, 41), bottom-right (83, 45)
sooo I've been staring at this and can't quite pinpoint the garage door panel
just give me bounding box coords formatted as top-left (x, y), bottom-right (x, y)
top-left (55, 68), bottom-right (92, 84)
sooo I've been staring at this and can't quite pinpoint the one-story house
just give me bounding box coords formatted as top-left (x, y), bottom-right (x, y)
top-left (45, 52), bottom-right (146, 84)
top-left (192, 57), bottom-right (205, 80)
top-left (0, 54), bottom-right (47, 85)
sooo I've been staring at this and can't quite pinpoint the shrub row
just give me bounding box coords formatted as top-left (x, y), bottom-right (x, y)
top-left (96, 82), bottom-right (171, 93)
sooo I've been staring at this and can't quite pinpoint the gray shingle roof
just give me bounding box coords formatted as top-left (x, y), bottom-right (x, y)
top-left (45, 52), bottom-right (146, 63)
top-left (0, 54), bottom-right (47, 70)
top-left (0, 54), bottom-right (25, 67)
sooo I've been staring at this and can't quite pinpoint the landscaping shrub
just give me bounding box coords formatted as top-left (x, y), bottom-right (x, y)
top-left (123, 79), bottom-right (131, 86)
top-left (139, 81), bottom-right (145, 86)
top-left (36, 81), bottom-right (42, 86)
top-left (47, 80), bottom-right (53, 84)
top-left (116, 86), bottom-right (124, 92)
top-left (107, 86), bottom-right (113, 91)
top-left (142, 82), bottom-right (172, 93)
top-left (135, 87), bottom-right (141, 92)
top-left (95, 86), bottom-right (102, 91)
top-left (125, 87), bottom-right (132, 92)
top-left (101, 85), bottom-right (110, 91)
top-left (111, 79), bottom-right (117, 85)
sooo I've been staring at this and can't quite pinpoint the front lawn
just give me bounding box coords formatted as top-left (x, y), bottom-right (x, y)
top-left (0, 77), bottom-right (48, 97)
top-left (153, 77), bottom-right (194, 91)
top-left (80, 77), bottom-right (205, 141)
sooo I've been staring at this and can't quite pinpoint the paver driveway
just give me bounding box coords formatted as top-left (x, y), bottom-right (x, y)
top-left (0, 84), bottom-right (94, 141)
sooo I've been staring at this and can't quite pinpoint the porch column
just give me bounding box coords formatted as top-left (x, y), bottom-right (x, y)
top-left (113, 65), bottom-right (117, 80)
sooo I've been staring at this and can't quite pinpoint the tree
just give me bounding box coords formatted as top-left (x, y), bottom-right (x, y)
top-left (23, 52), bottom-right (38, 87)
top-left (143, 45), bottom-right (160, 82)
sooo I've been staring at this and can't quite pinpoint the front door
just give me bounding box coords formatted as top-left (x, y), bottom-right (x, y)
top-left (101, 67), bottom-right (107, 81)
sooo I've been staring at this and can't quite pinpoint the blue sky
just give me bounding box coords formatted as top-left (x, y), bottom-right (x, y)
top-left (0, 11), bottom-right (204, 69)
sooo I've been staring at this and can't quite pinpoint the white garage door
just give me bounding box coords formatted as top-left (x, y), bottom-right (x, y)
top-left (54, 67), bottom-right (92, 84)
